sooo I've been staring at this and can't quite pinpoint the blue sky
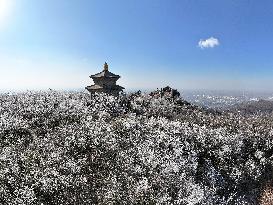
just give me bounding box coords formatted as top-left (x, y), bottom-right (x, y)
top-left (0, 0), bottom-right (273, 91)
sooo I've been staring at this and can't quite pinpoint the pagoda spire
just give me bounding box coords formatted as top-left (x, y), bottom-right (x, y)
top-left (104, 62), bottom-right (108, 71)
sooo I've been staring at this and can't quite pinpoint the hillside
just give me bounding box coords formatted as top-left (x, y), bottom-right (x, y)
top-left (230, 99), bottom-right (273, 115)
top-left (0, 90), bottom-right (273, 204)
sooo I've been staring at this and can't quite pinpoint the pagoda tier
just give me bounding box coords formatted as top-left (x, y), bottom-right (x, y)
top-left (91, 70), bottom-right (120, 78)
top-left (85, 62), bottom-right (124, 96)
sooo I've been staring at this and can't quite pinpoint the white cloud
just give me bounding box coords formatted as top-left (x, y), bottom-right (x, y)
top-left (198, 37), bottom-right (220, 49)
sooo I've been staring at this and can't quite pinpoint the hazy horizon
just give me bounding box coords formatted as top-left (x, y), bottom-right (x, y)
top-left (1, 87), bottom-right (273, 94)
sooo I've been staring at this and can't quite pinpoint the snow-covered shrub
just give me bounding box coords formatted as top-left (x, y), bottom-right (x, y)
top-left (0, 90), bottom-right (273, 204)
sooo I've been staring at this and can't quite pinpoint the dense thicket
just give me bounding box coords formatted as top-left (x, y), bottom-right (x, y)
top-left (0, 91), bottom-right (273, 204)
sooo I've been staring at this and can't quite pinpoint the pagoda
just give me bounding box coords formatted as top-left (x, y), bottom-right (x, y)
top-left (85, 62), bottom-right (124, 95)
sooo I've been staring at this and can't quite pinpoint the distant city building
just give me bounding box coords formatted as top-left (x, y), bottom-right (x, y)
top-left (86, 62), bottom-right (124, 95)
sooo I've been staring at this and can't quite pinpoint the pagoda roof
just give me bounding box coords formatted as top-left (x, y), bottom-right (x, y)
top-left (85, 84), bottom-right (104, 90)
top-left (90, 70), bottom-right (120, 78)
top-left (86, 84), bottom-right (124, 91)
top-left (112, 85), bottom-right (125, 90)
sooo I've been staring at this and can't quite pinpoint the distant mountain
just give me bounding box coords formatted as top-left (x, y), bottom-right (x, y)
top-left (230, 99), bottom-right (273, 115)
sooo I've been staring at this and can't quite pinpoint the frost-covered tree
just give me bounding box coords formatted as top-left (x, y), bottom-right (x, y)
top-left (0, 90), bottom-right (273, 204)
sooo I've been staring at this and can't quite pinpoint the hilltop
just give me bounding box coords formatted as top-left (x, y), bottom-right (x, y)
top-left (0, 89), bottom-right (273, 204)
